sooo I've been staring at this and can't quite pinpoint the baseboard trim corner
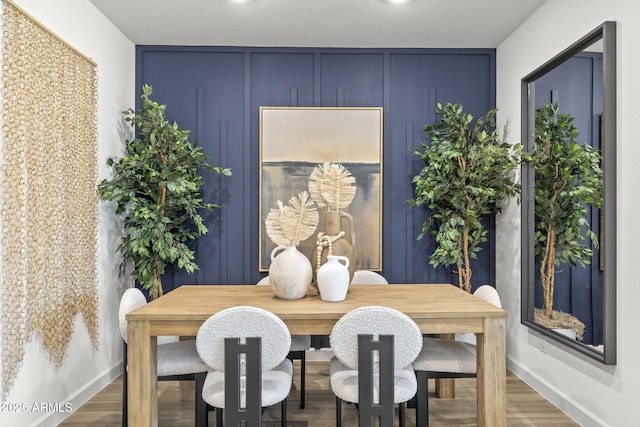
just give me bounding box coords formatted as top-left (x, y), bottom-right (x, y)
top-left (33, 362), bottom-right (123, 427)
top-left (507, 357), bottom-right (608, 427)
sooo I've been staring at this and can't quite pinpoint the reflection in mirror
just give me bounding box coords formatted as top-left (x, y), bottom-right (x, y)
top-left (521, 22), bottom-right (616, 364)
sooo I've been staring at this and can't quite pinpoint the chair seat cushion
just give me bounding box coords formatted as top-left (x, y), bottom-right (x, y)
top-left (329, 357), bottom-right (417, 404)
top-left (412, 337), bottom-right (476, 374)
top-left (201, 359), bottom-right (293, 408)
top-left (157, 340), bottom-right (209, 376)
top-left (290, 335), bottom-right (311, 351)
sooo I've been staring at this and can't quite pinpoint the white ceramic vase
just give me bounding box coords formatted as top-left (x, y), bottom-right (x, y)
top-left (317, 255), bottom-right (350, 302)
top-left (269, 245), bottom-right (312, 300)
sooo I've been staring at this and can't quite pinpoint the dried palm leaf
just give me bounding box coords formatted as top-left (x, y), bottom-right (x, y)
top-left (308, 162), bottom-right (331, 207)
top-left (265, 200), bottom-right (289, 246)
top-left (309, 162), bottom-right (356, 210)
top-left (265, 191), bottom-right (319, 246)
top-left (284, 191), bottom-right (319, 245)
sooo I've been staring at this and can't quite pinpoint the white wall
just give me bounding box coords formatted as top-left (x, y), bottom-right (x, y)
top-left (496, 0), bottom-right (640, 425)
top-left (0, 1), bottom-right (135, 426)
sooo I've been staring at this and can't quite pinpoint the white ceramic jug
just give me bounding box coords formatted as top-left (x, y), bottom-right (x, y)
top-left (317, 255), bottom-right (350, 302)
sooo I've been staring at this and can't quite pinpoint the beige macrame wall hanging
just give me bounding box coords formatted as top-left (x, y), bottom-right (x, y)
top-left (1, 1), bottom-right (99, 399)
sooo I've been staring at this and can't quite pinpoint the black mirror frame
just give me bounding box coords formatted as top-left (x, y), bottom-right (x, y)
top-left (521, 21), bottom-right (617, 365)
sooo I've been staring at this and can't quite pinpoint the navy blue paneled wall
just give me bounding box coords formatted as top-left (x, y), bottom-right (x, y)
top-left (136, 46), bottom-right (496, 291)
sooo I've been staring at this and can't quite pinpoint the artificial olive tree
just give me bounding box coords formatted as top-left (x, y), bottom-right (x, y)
top-left (534, 103), bottom-right (603, 318)
top-left (409, 103), bottom-right (525, 292)
top-left (99, 85), bottom-right (231, 299)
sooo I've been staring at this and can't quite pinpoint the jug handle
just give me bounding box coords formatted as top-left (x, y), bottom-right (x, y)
top-left (270, 245), bottom-right (287, 262)
top-left (340, 212), bottom-right (355, 247)
top-left (335, 255), bottom-right (350, 270)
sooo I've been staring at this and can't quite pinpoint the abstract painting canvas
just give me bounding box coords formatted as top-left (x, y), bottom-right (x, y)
top-left (260, 107), bottom-right (383, 271)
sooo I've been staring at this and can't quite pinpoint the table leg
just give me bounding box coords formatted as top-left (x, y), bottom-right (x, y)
top-left (476, 317), bottom-right (506, 427)
top-left (128, 320), bottom-right (158, 426)
top-left (435, 334), bottom-right (455, 398)
top-left (180, 337), bottom-right (195, 401)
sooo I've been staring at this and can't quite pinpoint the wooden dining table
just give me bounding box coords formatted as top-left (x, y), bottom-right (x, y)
top-left (125, 283), bottom-right (506, 426)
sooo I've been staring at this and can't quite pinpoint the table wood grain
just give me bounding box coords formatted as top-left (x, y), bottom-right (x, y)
top-left (126, 283), bottom-right (506, 426)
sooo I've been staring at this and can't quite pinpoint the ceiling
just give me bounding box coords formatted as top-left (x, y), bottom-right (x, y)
top-left (90, 0), bottom-right (546, 48)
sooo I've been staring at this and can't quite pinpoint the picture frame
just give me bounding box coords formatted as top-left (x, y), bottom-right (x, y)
top-left (259, 106), bottom-right (383, 272)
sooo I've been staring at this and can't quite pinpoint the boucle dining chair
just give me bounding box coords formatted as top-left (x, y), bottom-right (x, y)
top-left (351, 270), bottom-right (389, 285)
top-left (412, 284), bottom-right (502, 427)
top-left (329, 306), bottom-right (423, 427)
top-left (118, 288), bottom-right (209, 427)
top-left (257, 275), bottom-right (311, 408)
top-left (196, 305), bottom-right (293, 427)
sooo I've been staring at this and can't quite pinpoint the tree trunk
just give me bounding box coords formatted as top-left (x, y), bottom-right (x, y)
top-left (540, 227), bottom-right (556, 317)
top-left (540, 161), bottom-right (560, 318)
top-left (459, 228), bottom-right (472, 292)
top-left (150, 262), bottom-right (164, 300)
top-left (151, 153), bottom-right (168, 300)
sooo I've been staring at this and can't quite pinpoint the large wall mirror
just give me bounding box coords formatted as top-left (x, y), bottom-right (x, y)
top-left (521, 22), bottom-right (616, 364)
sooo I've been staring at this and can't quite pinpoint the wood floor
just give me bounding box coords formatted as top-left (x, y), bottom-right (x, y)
top-left (60, 361), bottom-right (578, 426)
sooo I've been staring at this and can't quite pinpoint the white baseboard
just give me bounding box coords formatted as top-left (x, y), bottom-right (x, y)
top-left (507, 357), bottom-right (607, 427)
top-left (33, 362), bottom-right (123, 427)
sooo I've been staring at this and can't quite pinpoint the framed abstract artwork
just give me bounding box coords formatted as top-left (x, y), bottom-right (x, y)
top-left (259, 107), bottom-right (383, 272)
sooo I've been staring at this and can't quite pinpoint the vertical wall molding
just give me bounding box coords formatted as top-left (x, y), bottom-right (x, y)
top-left (196, 86), bottom-right (207, 284)
top-left (219, 120), bottom-right (230, 283)
top-left (243, 51), bottom-right (252, 284)
top-left (404, 120), bottom-right (414, 283)
top-left (337, 88), bottom-right (345, 106)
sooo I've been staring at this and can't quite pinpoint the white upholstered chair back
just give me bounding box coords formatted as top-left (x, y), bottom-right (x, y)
top-left (196, 306), bottom-right (292, 372)
top-left (330, 306), bottom-right (422, 370)
top-left (118, 288), bottom-right (147, 344)
top-left (256, 276), bottom-right (271, 286)
top-left (456, 285), bottom-right (501, 344)
top-left (473, 285), bottom-right (501, 308)
top-left (351, 271), bottom-right (389, 285)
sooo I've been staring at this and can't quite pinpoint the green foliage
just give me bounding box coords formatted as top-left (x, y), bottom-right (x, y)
top-left (98, 84), bottom-right (231, 298)
top-left (408, 102), bottom-right (525, 291)
top-left (534, 103), bottom-right (603, 267)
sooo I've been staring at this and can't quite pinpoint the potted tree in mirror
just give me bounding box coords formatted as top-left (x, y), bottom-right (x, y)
top-left (409, 103), bottom-right (526, 292)
top-left (98, 84), bottom-right (231, 299)
top-left (533, 103), bottom-right (603, 339)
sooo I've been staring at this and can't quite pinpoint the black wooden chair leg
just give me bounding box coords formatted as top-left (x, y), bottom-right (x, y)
top-left (415, 370), bottom-right (429, 427)
top-left (216, 407), bottom-right (223, 426)
top-left (281, 398), bottom-right (287, 427)
top-left (194, 372), bottom-right (207, 427)
top-left (336, 396), bottom-right (342, 427)
top-left (300, 351), bottom-right (306, 409)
